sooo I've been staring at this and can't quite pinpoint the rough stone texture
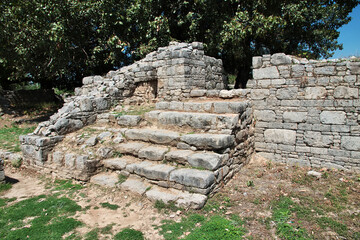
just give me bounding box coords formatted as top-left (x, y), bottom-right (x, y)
top-left (118, 142), bottom-right (148, 155)
top-left (264, 129), bottom-right (296, 145)
top-left (251, 54), bottom-right (360, 171)
top-left (180, 134), bottom-right (235, 150)
top-left (117, 115), bottom-right (142, 127)
top-left (165, 150), bottom-right (194, 164)
top-left (121, 177), bottom-right (152, 195)
top-left (90, 173), bottom-right (119, 187)
top-left (103, 158), bottom-right (128, 170)
top-left (130, 161), bottom-right (175, 181)
top-left (138, 146), bottom-right (168, 161)
top-left (169, 168), bottom-right (215, 189)
top-left (187, 152), bottom-right (222, 170)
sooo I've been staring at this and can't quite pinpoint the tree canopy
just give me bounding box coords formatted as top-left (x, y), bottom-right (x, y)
top-left (0, 0), bottom-right (358, 89)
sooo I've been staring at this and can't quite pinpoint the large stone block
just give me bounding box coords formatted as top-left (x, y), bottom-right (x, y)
top-left (334, 86), bottom-right (358, 99)
top-left (169, 168), bottom-right (215, 188)
top-left (304, 131), bottom-right (333, 147)
top-left (270, 53), bottom-right (292, 65)
top-left (250, 89), bottom-right (270, 100)
top-left (314, 66), bottom-right (335, 75)
top-left (138, 146), bottom-right (168, 161)
top-left (304, 87), bottom-right (327, 99)
top-left (180, 134), bottom-right (234, 150)
top-left (347, 62), bottom-right (360, 74)
top-left (320, 111), bottom-right (346, 125)
top-left (276, 87), bottom-right (298, 100)
top-left (132, 161), bottom-right (175, 181)
top-left (253, 66), bottom-right (280, 79)
top-left (187, 152), bottom-right (222, 170)
top-left (283, 112), bottom-right (307, 123)
top-left (117, 115), bottom-right (142, 127)
top-left (264, 129), bottom-right (296, 145)
top-left (341, 136), bottom-right (360, 151)
top-left (254, 110), bottom-right (276, 122)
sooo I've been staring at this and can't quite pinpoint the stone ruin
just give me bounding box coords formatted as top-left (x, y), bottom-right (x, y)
top-left (18, 42), bottom-right (360, 208)
top-left (19, 42), bottom-right (253, 209)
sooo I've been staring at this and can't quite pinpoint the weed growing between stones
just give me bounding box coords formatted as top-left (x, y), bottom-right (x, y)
top-left (117, 174), bottom-right (128, 184)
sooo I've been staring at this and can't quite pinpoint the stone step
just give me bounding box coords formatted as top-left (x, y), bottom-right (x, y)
top-left (145, 110), bottom-right (239, 133)
top-left (90, 174), bottom-right (207, 209)
top-left (101, 156), bottom-right (216, 194)
top-left (156, 100), bottom-right (249, 114)
top-left (120, 128), bottom-right (234, 151)
top-left (116, 141), bottom-right (228, 170)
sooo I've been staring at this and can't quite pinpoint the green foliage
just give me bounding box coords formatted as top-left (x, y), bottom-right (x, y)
top-left (100, 202), bottom-right (120, 210)
top-left (154, 200), bottom-right (180, 213)
top-left (0, 197), bottom-right (16, 207)
top-left (0, 195), bottom-right (82, 239)
top-left (271, 197), bottom-right (311, 240)
top-left (157, 214), bottom-right (245, 240)
top-left (114, 228), bottom-right (144, 240)
top-left (117, 174), bottom-right (128, 184)
top-left (0, 183), bottom-right (12, 193)
top-left (1, 0), bottom-right (358, 89)
top-left (52, 179), bottom-right (84, 191)
top-left (0, 125), bottom-right (36, 152)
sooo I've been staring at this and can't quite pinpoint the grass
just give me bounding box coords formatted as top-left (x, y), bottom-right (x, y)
top-left (154, 200), bottom-right (180, 213)
top-left (117, 174), bottom-right (128, 184)
top-left (114, 228), bottom-right (144, 240)
top-left (0, 124), bottom-right (36, 152)
top-left (52, 179), bottom-right (84, 192)
top-left (0, 194), bottom-right (82, 239)
top-left (157, 214), bottom-right (246, 240)
top-left (0, 183), bottom-right (12, 193)
top-left (101, 202), bottom-right (120, 210)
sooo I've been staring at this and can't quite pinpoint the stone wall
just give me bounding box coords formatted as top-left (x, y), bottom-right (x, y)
top-left (248, 53), bottom-right (360, 171)
top-left (20, 42), bottom-right (226, 167)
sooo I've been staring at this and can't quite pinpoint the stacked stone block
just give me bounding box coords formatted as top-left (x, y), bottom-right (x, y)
top-left (249, 53), bottom-right (360, 171)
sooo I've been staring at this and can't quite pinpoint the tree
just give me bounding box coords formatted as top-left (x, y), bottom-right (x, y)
top-left (126, 0), bottom-right (359, 87)
top-left (0, 0), bottom-right (358, 89)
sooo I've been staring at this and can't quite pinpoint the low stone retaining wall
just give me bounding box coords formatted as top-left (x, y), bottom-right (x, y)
top-left (0, 158), bottom-right (4, 183)
top-left (249, 53), bottom-right (360, 171)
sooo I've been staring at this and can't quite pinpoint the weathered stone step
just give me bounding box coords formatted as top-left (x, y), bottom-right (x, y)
top-left (145, 110), bottom-right (239, 133)
top-left (101, 156), bottom-right (216, 194)
top-left (119, 128), bottom-right (234, 151)
top-left (116, 141), bottom-right (229, 170)
top-left (156, 100), bottom-right (249, 114)
top-left (90, 174), bottom-right (207, 209)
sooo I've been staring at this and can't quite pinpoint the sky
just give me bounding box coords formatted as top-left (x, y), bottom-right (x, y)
top-left (332, 5), bottom-right (360, 58)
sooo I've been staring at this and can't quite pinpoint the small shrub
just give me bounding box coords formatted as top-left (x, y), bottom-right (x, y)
top-left (118, 174), bottom-right (128, 184)
top-left (11, 158), bottom-right (22, 168)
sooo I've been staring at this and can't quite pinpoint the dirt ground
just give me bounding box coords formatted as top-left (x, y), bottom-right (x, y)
top-left (1, 154), bottom-right (359, 239)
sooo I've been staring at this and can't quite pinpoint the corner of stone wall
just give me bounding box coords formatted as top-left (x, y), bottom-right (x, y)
top-left (249, 53), bottom-right (360, 171)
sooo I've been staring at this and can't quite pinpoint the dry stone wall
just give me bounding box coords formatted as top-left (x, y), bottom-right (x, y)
top-left (20, 42), bottom-right (226, 168)
top-left (248, 53), bottom-right (360, 171)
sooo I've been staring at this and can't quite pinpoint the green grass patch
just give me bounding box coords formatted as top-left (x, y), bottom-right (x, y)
top-left (0, 183), bottom-right (12, 193)
top-left (0, 125), bottom-right (36, 152)
top-left (117, 174), bottom-right (128, 184)
top-left (114, 228), bottom-right (144, 240)
top-left (271, 196), bottom-right (311, 240)
top-left (0, 194), bottom-right (82, 239)
top-left (52, 179), bottom-right (84, 191)
top-left (157, 214), bottom-right (245, 240)
top-left (0, 197), bottom-right (16, 207)
top-left (100, 202), bottom-right (120, 210)
top-left (154, 200), bottom-right (180, 213)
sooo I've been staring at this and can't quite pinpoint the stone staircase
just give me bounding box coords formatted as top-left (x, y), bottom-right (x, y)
top-left (43, 98), bottom-right (252, 209)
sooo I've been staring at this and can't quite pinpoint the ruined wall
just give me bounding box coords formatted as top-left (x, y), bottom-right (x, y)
top-left (20, 42), bottom-right (226, 167)
top-left (248, 53), bottom-right (360, 171)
